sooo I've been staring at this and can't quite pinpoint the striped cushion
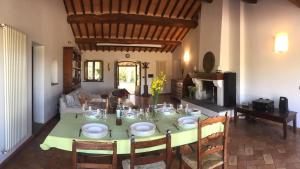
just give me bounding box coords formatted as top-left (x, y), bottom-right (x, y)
top-left (122, 159), bottom-right (166, 169)
top-left (182, 153), bottom-right (223, 169)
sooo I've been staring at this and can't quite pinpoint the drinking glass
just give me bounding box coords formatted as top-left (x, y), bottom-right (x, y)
top-left (102, 109), bottom-right (108, 122)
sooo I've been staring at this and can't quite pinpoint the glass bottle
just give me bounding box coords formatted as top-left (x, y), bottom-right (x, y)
top-left (116, 98), bottom-right (122, 125)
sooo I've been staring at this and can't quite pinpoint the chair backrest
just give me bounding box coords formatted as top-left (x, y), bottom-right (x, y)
top-left (130, 131), bottom-right (172, 169)
top-left (72, 140), bottom-right (117, 169)
top-left (197, 113), bottom-right (229, 169)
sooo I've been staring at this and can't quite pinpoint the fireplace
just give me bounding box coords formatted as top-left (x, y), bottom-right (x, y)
top-left (183, 72), bottom-right (236, 107)
top-left (192, 78), bottom-right (224, 106)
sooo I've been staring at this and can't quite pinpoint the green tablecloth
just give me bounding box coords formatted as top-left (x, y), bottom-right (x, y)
top-left (40, 113), bottom-right (223, 154)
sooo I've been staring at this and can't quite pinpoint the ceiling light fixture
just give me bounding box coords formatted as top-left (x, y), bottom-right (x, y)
top-left (96, 43), bottom-right (162, 48)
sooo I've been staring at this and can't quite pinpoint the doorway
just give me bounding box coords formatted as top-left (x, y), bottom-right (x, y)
top-left (32, 43), bottom-right (45, 135)
top-left (115, 61), bottom-right (141, 95)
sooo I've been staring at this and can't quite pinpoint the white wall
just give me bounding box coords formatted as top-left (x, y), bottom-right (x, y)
top-left (0, 0), bottom-right (75, 125)
top-left (240, 0), bottom-right (300, 125)
top-left (81, 51), bottom-right (173, 94)
top-left (0, 0), bottom-right (74, 162)
top-left (220, 0), bottom-right (241, 102)
top-left (0, 26), bottom-right (5, 157)
top-left (172, 25), bottom-right (200, 79)
top-left (172, 0), bottom-right (224, 78)
top-left (199, 0), bottom-right (223, 71)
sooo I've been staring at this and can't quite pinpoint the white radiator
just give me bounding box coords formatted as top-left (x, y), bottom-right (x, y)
top-left (1, 24), bottom-right (28, 152)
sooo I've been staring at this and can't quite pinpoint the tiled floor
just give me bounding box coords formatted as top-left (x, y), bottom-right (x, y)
top-left (2, 97), bottom-right (300, 169)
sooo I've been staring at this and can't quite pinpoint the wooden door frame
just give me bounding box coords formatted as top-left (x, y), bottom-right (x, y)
top-left (114, 61), bottom-right (141, 95)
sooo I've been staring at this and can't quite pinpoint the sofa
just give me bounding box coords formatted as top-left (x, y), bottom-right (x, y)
top-left (59, 88), bottom-right (131, 115)
top-left (59, 88), bottom-right (101, 114)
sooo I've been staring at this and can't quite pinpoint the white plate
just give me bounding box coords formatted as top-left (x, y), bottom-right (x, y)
top-left (178, 116), bottom-right (198, 129)
top-left (82, 123), bottom-right (108, 139)
top-left (130, 122), bottom-right (156, 137)
top-left (189, 109), bottom-right (202, 116)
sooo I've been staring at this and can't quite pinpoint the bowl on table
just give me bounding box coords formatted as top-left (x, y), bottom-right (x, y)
top-left (130, 122), bottom-right (156, 137)
top-left (188, 109), bottom-right (202, 116)
top-left (81, 123), bottom-right (108, 139)
top-left (178, 116), bottom-right (198, 129)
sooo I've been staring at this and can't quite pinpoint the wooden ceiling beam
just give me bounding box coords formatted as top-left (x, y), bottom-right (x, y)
top-left (153, 0), bottom-right (161, 16)
top-left (75, 38), bottom-right (181, 46)
top-left (101, 23), bottom-right (104, 38)
top-left (184, 0), bottom-right (197, 19)
top-left (151, 25), bottom-right (159, 40)
top-left (136, 0), bottom-right (141, 14)
top-left (138, 24), bottom-right (144, 39)
top-left (70, 0), bottom-right (77, 14)
top-left (116, 23), bottom-right (120, 38)
top-left (109, 0), bottom-right (112, 14)
top-left (161, 0), bottom-right (171, 17)
top-left (90, 0), bottom-right (94, 13)
top-left (177, 0), bottom-right (189, 18)
top-left (93, 23), bottom-right (96, 38)
top-left (100, 0), bottom-right (103, 13)
top-left (85, 23), bottom-right (89, 37)
top-left (63, 0), bottom-right (69, 14)
top-left (123, 24), bottom-right (127, 38)
top-left (288, 0), bottom-right (300, 8)
top-left (127, 0), bottom-right (131, 13)
top-left (241, 0), bottom-right (257, 3)
top-left (80, 0), bottom-right (85, 14)
top-left (169, 0), bottom-right (180, 17)
top-left (118, 0), bottom-right (122, 13)
top-left (145, 0), bottom-right (152, 15)
top-left (68, 14), bottom-right (198, 28)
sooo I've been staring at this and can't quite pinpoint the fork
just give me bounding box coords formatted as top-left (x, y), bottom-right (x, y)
top-left (78, 128), bottom-right (82, 137)
top-left (155, 124), bottom-right (161, 133)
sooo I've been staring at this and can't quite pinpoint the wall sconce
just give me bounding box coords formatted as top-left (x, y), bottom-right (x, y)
top-left (274, 32), bottom-right (288, 53)
top-left (183, 51), bottom-right (190, 63)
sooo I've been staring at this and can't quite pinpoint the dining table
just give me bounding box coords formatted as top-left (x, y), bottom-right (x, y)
top-left (40, 110), bottom-right (224, 154)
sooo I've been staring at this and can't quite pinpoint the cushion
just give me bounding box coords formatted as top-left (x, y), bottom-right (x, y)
top-left (65, 94), bottom-right (80, 107)
top-left (182, 153), bottom-right (223, 169)
top-left (122, 159), bottom-right (166, 169)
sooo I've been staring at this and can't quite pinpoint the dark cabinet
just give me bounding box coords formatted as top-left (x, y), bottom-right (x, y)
top-left (63, 47), bottom-right (81, 94)
top-left (171, 79), bottom-right (183, 100)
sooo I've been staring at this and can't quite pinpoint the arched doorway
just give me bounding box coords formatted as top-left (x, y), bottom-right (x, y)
top-left (115, 61), bottom-right (141, 95)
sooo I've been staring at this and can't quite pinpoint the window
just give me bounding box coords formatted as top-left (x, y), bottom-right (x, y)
top-left (84, 60), bottom-right (103, 82)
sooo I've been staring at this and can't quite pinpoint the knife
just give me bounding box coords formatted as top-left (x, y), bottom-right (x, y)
top-left (78, 128), bottom-right (82, 137)
top-left (155, 124), bottom-right (161, 133)
top-left (172, 123), bottom-right (180, 130)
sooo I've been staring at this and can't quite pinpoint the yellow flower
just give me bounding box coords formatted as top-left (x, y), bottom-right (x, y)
top-left (150, 72), bottom-right (167, 96)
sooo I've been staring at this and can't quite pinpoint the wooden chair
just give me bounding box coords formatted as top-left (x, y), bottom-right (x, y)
top-left (72, 140), bottom-right (117, 169)
top-left (180, 113), bottom-right (229, 169)
top-left (122, 131), bottom-right (172, 169)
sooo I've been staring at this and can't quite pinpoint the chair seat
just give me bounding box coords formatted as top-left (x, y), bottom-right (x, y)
top-left (122, 159), bottom-right (166, 169)
top-left (182, 153), bottom-right (223, 169)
